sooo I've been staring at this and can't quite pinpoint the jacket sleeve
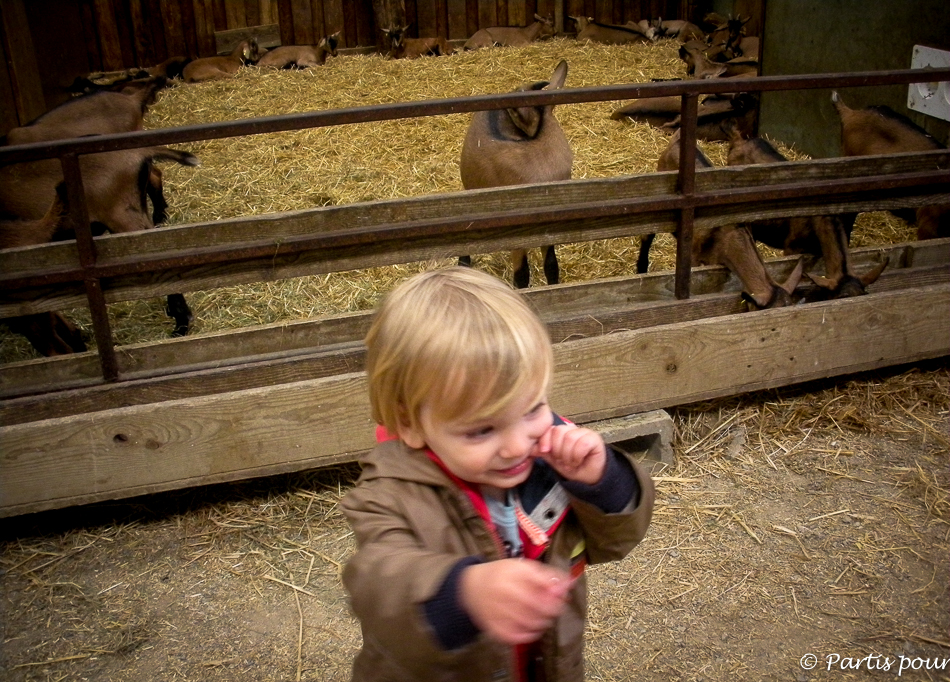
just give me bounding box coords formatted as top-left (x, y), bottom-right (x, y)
top-left (340, 476), bottom-right (487, 672)
top-left (566, 452), bottom-right (655, 565)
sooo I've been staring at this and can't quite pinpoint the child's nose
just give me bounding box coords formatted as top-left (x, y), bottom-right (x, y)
top-left (500, 429), bottom-right (535, 459)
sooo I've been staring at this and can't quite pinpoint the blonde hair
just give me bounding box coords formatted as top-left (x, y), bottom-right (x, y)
top-left (365, 267), bottom-right (554, 436)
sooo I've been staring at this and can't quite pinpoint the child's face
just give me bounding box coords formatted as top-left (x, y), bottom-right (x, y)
top-left (399, 387), bottom-right (554, 489)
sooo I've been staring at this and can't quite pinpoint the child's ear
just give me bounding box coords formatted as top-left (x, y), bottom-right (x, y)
top-left (397, 422), bottom-right (426, 450)
top-left (396, 409), bottom-right (427, 449)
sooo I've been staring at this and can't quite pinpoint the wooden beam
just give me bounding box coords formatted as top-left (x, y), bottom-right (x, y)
top-left (1, 283), bottom-right (947, 517)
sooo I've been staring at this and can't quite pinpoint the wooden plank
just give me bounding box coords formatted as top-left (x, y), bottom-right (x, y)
top-left (477, 0), bottom-right (496, 28)
top-left (161, 0), bottom-right (187, 57)
top-left (0, 0), bottom-right (47, 124)
top-left (192, 0), bottom-right (216, 56)
top-left (322, 0), bottom-right (346, 45)
top-left (416, 0), bottom-right (438, 36)
top-left (508, 0), bottom-right (525, 27)
top-left (446, 0), bottom-right (467, 39)
top-left (291, 0), bottom-right (315, 44)
top-left (2, 283), bottom-right (947, 517)
top-left (214, 23), bottom-right (281, 53)
top-left (93, 0), bottom-right (127, 70)
top-left (224, 0), bottom-right (246, 28)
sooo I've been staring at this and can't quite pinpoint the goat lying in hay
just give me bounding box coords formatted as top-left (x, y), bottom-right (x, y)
top-left (638, 130), bottom-right (804, 308)
top-left (183, 38), bottom-right (265, 82)
top-left (463, 14), bottom-right (556, 49)
top-left (256, 33), bottom-right (340, 69)
top-left (458, 59), bottom-right (572, 289)
top-left (383, 26), bottom-right (453, 59)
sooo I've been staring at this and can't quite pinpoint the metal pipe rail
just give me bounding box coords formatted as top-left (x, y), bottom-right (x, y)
top-left (2, 67), bottom-right (949, 383)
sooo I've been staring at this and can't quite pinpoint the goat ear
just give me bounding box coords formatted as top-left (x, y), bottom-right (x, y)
top-left (781, 258), bottom-right (805, 294)
top-left (806, 272), bottom-right (837, 290)
top-left (859, 256), bottom-right (889, 286)
top-left (741, 290), bottom-right (770, 309)
top-left (506, 106), bottom-right (542, 138)
top-left (547, 60), bottom-right (568, 89)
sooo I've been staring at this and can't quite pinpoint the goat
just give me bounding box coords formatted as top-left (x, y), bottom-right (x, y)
top-left (652, 19), bottom-right (705, 43)
top-left (0, 147), bottom-right (200, 339)
top-left (576, 19), bottom-right (651, 44)
top-left (257, 33), bottom-right (340, 68)
top-left (463, 14), bottom-right (556, 49)
top-left (725, 125), bottom-right (887, 298)
top-left (0, 183), bottom-right (88, 356)
top-left (7, 77), bottom-right (166, 145)
top-left (679, 41), bottom-right (727, 79)
top-left (182, 38), bottom-right (264, 82)
top-left (627, 20), bottom-right (659, 41)
top-left (832, 91), bottom-right (949, 240)
top-left (459, 60), bottom-right (572, 288)
top-left (705, 14), bottom-right (750, 62)
top-left (612, 93), bottom-right (758, 142)
top-left (382, 25), bottom-right (452, 59)
top-left (637, 131), bottom-right (804, 308)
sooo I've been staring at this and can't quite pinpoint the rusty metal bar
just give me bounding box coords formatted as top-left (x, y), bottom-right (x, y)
top-left (2, 68), bottom-right (948, 165)
top-left (59, 154), bottom-right (119, 381)
top-left (674, 93), bottom-right (699, 300)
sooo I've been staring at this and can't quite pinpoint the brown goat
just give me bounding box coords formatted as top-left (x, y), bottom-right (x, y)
top-left (383, 26), bottom-right (453, 59)
top-left (679, 41), bottom-right (727, 79)
top-left (257, 33), bottom-right (341, 68)
top-left (7, 77), bottom-right (166, 145)
top-left (183, 39), bottom-right (264, 82)
top-left (652, 19), bottom-right (705, 42)
top-left (612, 93), bottom-right (758, 142)
top-left (638, 131), bottom-right (804, 308)
top-left (576, 19), bottom-right (651, 44)
top-left (459, 60), bottom-right (572, 288)
top-left (832, 91), bottom-right (949, 240)
top-left (463, 14), bottom-right (556, 49)
top-left (726, 125), bottom-right (887, 298)
top-left (0, 183), bottom-right (87, 355)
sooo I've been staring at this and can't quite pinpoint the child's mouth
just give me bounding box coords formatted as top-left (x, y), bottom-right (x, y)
top-left (495, 459), bottom-right (532, 477)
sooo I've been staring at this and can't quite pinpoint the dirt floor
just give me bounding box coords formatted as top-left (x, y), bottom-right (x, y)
top-left (2, 358), bottom-right (947, 682)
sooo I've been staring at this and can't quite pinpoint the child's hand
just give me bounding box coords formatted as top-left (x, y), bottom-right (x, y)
top-left (536, 423), bottom-right (607, 485)
top-left (460, 559), bottom-right (573, 645)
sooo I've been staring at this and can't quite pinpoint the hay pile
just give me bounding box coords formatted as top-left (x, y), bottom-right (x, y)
top-left (0, 37), bottom-right (916, 361)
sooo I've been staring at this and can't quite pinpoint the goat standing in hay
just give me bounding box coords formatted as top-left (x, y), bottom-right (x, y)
top-left (183, 38), bottom-right (264, 82)
top-left (458, 60), bottom-right (572, 289)
top-left (256, 33), bottom-right (341, 69)
top-left (724, 123), bottom-right (887, 299)
top-left (0, 183), bottom-right (88, 355)
top-left (1, 86), bottom-right (200, 353)
top-left (638, 130), bottom-right (804, 308)
top-left (832, 91), bottom-right (949, 240)
top-left (463, 14), bottom-right (556, 49)
top-left (383, 25), bottom-right (453, 59)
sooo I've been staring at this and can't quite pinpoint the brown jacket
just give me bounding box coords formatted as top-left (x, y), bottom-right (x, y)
top-left (341, 438), bottom-right (655, 682)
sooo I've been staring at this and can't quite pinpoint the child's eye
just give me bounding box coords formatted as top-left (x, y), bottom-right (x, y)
top-left (526, 401), bottom-right (548, 418)
top-left (465, 425), bottom-right (493, 439)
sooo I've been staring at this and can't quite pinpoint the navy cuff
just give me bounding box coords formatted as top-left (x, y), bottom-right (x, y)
top-left (422, 556), bottom-right (483, 650)
top-left (560, 447), bottom-right (640, 513)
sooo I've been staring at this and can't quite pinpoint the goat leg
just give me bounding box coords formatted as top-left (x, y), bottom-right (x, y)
top-left (165, 293), bottom-right (193, 336)
top-left (542, 245), bottom-right (559, 285)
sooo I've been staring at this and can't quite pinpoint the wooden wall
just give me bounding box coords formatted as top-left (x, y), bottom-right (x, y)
top-left (0, 0), bottom-right (698, 132)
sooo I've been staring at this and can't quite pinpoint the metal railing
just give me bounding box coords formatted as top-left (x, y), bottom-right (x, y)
top-left (2, 67), bottom-right (949, 382)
